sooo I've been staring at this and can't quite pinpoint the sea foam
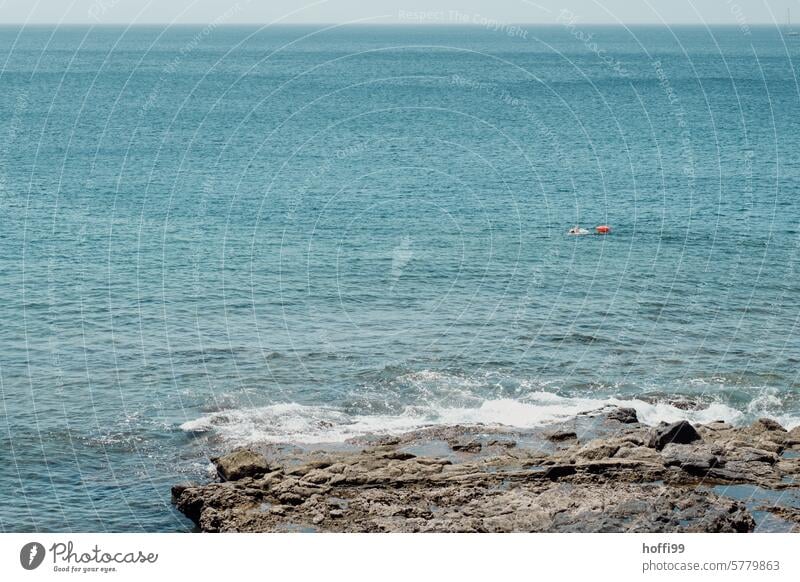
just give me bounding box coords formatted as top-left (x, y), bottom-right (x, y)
top-left (179, 391), bottom-right (792, 447)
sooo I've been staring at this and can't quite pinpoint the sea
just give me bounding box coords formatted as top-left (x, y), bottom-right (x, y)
top-left (1, 24), bottom-right (799, 531)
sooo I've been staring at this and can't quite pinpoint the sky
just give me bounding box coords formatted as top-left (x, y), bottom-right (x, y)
top-left (0, 0), bottom-right (799, 26)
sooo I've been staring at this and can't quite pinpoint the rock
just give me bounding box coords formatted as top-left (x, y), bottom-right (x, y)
top-left (449, 439), bottom-right (482, 453)
top-left (705, 467), bottom-right (751, 483)
top-left (577, 458), bottom-right (664, 477)
top-left (639, 394), bottom-right (703, 411)
top-left (607, 407), bottom-right (639, 424)
top-left (174, 417), bottom-right (795, 533)
top-left (171, 484), bottom-right (206, 522)
top-left (575, 441), bottom-right (620, 460)
top-left (661, 443), bottom-right (722, 475)
top-left (171, 482), bottom-right (196, 504)
top-left (618, 433), bottom-right (646, 446)
top-left (703, 421), bottom-right (733, 432)
top-left (542, 485), bottom-right (752, 533)
top-left (547, 430), bottom-right (577, 442)
top-left (613, 445), bottom-right (663, 463)
top-left (726, 446), bottom-right (778, 464)
top-left (648, 420), bottom-right (701, 450)
top-left (487, 439), bottom-right (517, 448)
top-left (752, 418), bottom-right (787, 433)
top-left (669, 398), bottom-right (703, 411)
top-left (543, 465), bottom-right (577, 479)
top-left (374, 449), bottom-right (416, 461)
top-left (758, 506), bottom-right (800, 529)
top-left (788, 426), bottom-right (800, 446)
top-left (211, 449), bottom-right (270, 481)
top-left (754, 439), bottom-right (783, 454)
top-left (746, 419), bottom-right (788, 446)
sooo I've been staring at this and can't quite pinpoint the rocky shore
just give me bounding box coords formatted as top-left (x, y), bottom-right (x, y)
top-left (173, 408), bottom-right (800, 532)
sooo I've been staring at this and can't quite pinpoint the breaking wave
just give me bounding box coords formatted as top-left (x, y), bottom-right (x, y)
top-left (180, 389), bottom-right (798, 446)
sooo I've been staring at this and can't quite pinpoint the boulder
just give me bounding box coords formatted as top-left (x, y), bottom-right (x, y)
top-left (607, 407), bottom-right (639, 424)
top-left (211, 449), bottom-right (270, 481)
top-left (648, 420), bottom-right (701, 450)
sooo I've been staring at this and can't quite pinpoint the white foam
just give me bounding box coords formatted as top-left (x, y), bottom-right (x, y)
top-left (745, 387), bottom-right (800, 431)
top-left (180, 390), bottom-right (797, 446)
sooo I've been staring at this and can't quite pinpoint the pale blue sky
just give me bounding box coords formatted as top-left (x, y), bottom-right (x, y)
top-left (1, 0), bottom-right (799, 25)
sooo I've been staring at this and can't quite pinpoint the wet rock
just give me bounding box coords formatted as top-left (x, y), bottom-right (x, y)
top-left (705, 466), bottom-right (756, 483)
top-left (759, 507), bottom-right (800, 530)
top-left (669, 399), bottom-right (703, 411)
top-left (648, 420), bottom-right (702, 450)
top-left (607, 407), bottom-right (639, 424)
top-left (211, 449), bottom-right (270, 481)
top-left (487, 438), bottom-right (517, 448)
top-left (639, 394), bottom-right (704, 411)
top-left (547, 430), bottom-right (577, 442)
top-left (449, 439), bottom-right (482, 453)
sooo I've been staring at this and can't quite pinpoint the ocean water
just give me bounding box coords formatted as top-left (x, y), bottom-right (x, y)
top-left (1, 24), bottom-right (800, 532)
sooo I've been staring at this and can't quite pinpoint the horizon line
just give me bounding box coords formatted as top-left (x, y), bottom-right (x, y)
top-left (0, 21), bottom-right (792, 27)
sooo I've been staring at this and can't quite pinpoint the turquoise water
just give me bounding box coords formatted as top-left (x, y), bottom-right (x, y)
top-left (1, 24), bottom-right (800, 531)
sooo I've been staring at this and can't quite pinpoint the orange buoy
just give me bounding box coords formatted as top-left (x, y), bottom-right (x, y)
top-left (595, 225), bottom-right (611, 234)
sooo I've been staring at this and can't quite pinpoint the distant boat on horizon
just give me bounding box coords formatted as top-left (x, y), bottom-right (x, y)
top-left (786, 8), bottom-right (799, 36)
